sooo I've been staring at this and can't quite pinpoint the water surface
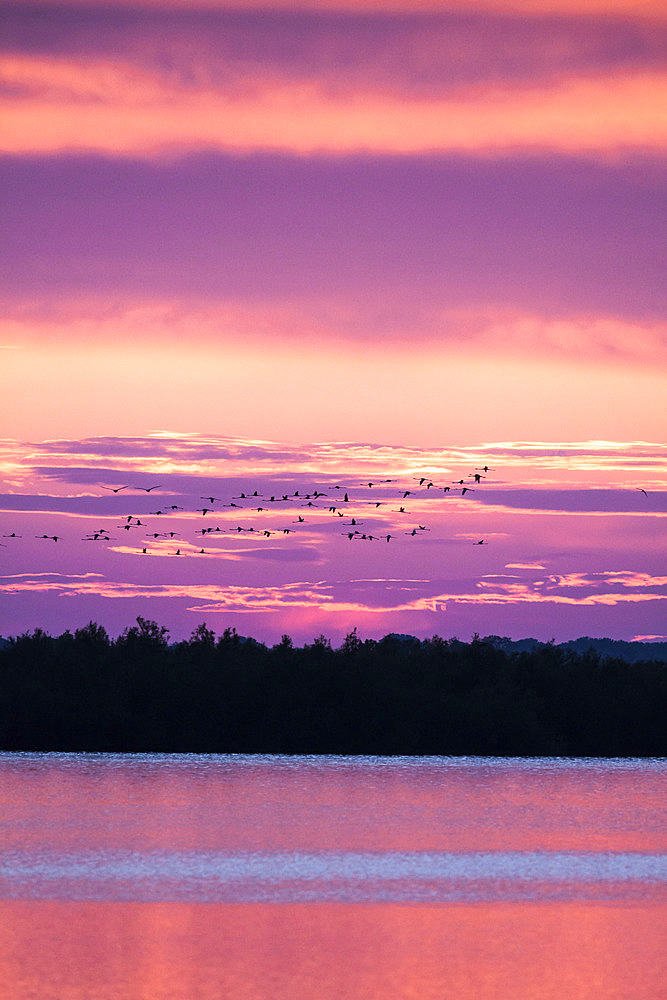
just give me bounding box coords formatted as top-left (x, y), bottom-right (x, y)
top-left (0, 753), bottom-right (665, 999)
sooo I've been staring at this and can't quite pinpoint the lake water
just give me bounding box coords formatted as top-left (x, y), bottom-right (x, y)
top-left (0, 753), bottom-right (665, 999)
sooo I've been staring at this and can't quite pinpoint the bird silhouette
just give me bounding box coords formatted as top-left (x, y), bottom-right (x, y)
top-left (21, 462), bottom-right (505, 569)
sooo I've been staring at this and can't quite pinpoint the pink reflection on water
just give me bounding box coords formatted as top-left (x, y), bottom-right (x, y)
top-left (0, 900), bottom-right (666, 1000)
top-left (1, 755), bottom-right (664, 853)
top-left (1, 755), bottom-right (665, 999)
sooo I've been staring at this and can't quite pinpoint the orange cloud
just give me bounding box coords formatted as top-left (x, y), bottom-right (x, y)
top-left (3, 433), bottom-right (666, 495)
top-left (1, 54), bottom-right (664, 156)
top-left (3, 302), bottom-right (665, 366)
top-left (1, 572), bottom-right (665, 615)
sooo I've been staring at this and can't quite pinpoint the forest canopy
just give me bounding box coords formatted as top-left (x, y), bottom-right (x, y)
top-left (0, 620), bottom-right (664, 758)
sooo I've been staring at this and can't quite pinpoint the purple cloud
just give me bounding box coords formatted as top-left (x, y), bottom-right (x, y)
top-left (2, 154), bottom-right (664, 324)
top-left (474, 489), bottom-right (667, 514)
top-left (4, 6), bottom-right (664, 95)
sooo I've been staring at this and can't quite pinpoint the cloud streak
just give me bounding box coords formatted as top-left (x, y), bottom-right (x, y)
top-left (2, 6), bottom-right (665, 161)
top-left (3, 154), bottom-right (664, 329)
top-left (3, 56), bottom-right (664, 156)
top-left (2, 435), bottom-right (665, 501)
top-left (3, 301), bottom-right (665, 366)
top-left (2, 571), bottom-right (665, 617)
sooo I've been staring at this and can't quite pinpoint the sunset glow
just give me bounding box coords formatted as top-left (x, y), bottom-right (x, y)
top-left (0, 0), bottom-right (664, 644)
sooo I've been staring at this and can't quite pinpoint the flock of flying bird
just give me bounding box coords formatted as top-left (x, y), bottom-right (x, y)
top-left (1, 466), bottom-right (497, 557)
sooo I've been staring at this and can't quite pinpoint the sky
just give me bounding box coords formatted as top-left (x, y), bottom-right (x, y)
top-left (1, 0), bottom-right (665, 645)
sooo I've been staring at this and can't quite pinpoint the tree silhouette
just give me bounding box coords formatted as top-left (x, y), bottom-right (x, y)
top-left (0, 623), bottom-right (664, 756)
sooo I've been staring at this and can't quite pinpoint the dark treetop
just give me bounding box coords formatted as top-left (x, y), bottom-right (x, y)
top-left (0, 621), bottom-right (665, 757)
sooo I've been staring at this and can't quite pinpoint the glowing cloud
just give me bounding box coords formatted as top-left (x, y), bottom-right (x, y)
top-left (2, 56), bottom-right (664, 156)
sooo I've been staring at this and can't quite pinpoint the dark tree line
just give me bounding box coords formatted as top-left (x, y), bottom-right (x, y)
top-left (0, 620), bottom-right (664, 756)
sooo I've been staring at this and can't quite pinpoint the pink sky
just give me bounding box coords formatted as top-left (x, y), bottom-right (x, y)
top-left (0, 0), bottom-right (665, 644)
